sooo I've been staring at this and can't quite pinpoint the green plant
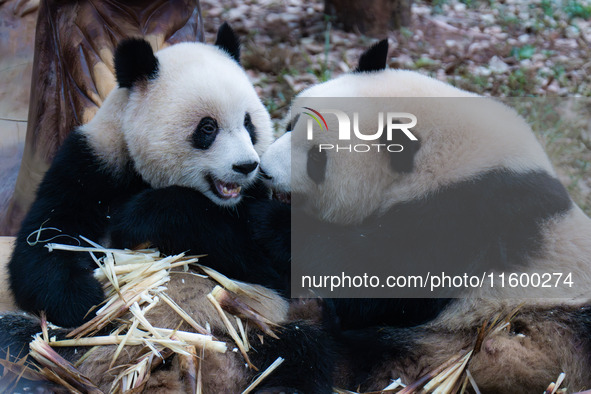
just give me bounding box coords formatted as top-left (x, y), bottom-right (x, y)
top-left (510, 45), bottom-right (536, 60)
top-left (564, 0), bottom-right (591, 19)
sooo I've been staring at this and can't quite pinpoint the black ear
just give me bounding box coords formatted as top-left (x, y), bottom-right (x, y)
top-left (381, 128), bottom-right (420, 173)
top-left (215, 22), bottom-right (241, 64)
top-left (114, 38), bottom-right (159, 88)
top-left (355, 39), bottom-right (389, 73)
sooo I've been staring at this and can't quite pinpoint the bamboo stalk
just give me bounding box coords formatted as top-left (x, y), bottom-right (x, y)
top-left (207, 288), bottom-right (256, 370)
top-left (50, 332), bottom-right (227, 353)
top-left (241, 357), bottom-right (284, 394)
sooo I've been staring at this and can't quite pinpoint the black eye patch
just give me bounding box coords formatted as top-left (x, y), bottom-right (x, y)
top-left (381, 123), bottom-right (420, 173)
top-left (307, 146), bottom-right (327, 185)
top-left (192, 117), bottom-right (219, 150)
top-left (286, 113), bottom-right (300, 133)
top-left (244, 113), bottom-right (257, 145)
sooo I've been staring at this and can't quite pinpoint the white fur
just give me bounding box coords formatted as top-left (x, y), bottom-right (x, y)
top-left (260, 131), bottom-right (291, 193)
top-left (82, 41), bottom-right (273, 206)
top-left (290, 70), bottom-right (554, 224)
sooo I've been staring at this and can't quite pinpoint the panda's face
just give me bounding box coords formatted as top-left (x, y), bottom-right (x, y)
top-left (260, 131), bottom-right (291, 204)
top-left (118, 39), bottom-right (272, 207)
top-left (288, 105), bottom-right (398, 224)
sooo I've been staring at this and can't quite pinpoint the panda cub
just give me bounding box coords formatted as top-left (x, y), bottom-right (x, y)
top-left (9, 23), bottom-right (280, 328)
top-left (259, 41), bottom-right (591, 392)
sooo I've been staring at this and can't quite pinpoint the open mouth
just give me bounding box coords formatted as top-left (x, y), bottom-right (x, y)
top-left (272, 190), bottom-right (291, 204)
top-left (207, 175), bottom-right (242, 200)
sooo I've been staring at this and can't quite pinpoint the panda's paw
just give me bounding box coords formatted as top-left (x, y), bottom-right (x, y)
top-left (44, 269), bottom-right (105, 328)
top-left (110, 225), bottom-right (151, 251)
top-left (110, 187), bottom-right (203, 252)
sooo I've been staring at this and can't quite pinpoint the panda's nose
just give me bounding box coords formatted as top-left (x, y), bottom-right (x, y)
top-left (233, 161), bottom-right (259, 175)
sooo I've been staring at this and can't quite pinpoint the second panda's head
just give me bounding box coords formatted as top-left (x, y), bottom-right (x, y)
top-left (113, 23), bottom-right (273, 206)
top-left (261, 40), bottom-right (555, 224)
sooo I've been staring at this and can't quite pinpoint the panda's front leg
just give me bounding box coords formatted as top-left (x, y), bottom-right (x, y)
top-left (110, 185), bottom-right (285, 290)
top-left (110, 186), bottom-right (212, 254)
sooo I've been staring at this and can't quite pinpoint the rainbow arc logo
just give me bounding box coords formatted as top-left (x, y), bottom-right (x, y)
top-left (302, 107), bottom-right (328, 132)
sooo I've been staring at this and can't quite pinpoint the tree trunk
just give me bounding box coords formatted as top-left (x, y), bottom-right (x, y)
top-left (0, 0), bottom-right (204, 235)
top-left (324, 0), bottom-right (412, 35)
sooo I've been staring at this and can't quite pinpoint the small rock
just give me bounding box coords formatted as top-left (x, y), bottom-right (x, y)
top-left (488, 56), bottom-right (510, 74)
top-left (454, 3), bottom-right (466, 12)
top-left (474, 66), bottom-right (492, 77)
top-left (481, 14), bottom-right (495, 24)
top-left (565, 25), bottom-right (580, 39)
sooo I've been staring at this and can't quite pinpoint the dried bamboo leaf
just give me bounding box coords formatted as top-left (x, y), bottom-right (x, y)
top-left (29, 337), bottom-right (103, 394)
top-left (158, 292), bottom-right (208, 335)
top-left (213, 286), bottom-right (279, 338)
top-left (198, 265), bottom-right (272, 300)
top-left (0, 358), bottom-right (47, 381)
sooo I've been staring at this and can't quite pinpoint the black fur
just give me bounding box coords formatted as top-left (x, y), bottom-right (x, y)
top-left (307, 147), bottom-right (327, 184)
top-left (192, 116), bottom-right (219, 150)
top-left (291, 169), bottom-right (572, 329)
top-left (9, 131), bottom-right (147, 327)
top-left (355, 39), bottom-right (389, 73)
top-left (0, 314), bottom-right (50, 359)
top-left (0, 314), bottom-right (73, 392)
top-left (247, 199), bottom-right (291, 292)
top-left (249, 321), bottom-right (336, 393)
top-left (335, 325), bottom-right (419, 389)
top-left (109, 185), bottom-right (285, 293)
top-left (244, 113), bottom-right (257, 145)
top-left (286, 114), bottom-right (300, 133)
top-left (381, 126), bottom-right (421, 173)
top-left (114, 38), bottom-right (159, 88)
top-left (215, 22), bottom-right (241, 63)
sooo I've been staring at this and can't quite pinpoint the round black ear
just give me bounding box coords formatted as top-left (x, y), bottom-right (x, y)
top-left (355, 39), bottom-right (389, 73)
top-left (215, 22), bottom-right (241, 64)
top-left (114, 38), bottom-right (159, 88)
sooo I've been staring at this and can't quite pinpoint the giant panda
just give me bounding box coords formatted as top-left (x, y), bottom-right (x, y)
top-left (258, 41), bottom-right (591, 392)
top-left (1, 23), bottom-right (335, 391)
top-left (8, 23), bottom-right (287, 329)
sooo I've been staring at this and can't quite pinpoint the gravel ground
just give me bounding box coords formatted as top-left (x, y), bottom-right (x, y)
top-left (200, 0), bottom-right (591, 213)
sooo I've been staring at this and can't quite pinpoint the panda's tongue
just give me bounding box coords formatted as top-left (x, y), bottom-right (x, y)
top-left (215, 180), bottom-right (242, 199)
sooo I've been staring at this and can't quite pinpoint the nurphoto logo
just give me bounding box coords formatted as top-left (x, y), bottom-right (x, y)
top-left (302, 108), bottom-right (418, 153)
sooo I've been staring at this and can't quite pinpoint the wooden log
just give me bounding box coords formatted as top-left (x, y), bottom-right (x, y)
top-left (324, 0), bottom-right (412, 35)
